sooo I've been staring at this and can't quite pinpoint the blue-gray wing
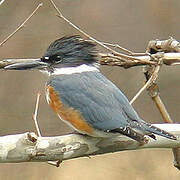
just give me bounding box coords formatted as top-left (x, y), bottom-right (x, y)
top-left (47, 71), bottom-right (141, 131)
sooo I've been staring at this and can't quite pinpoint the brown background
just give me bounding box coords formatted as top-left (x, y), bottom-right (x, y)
top-left (0, 0), bottom-right (180, 179)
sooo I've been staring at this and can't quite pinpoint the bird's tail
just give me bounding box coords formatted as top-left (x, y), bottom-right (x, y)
top-left (139, 121), bottom-right (177, 140)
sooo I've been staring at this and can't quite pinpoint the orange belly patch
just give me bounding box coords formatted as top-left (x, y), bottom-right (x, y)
top-left (47, 85), bottom-right (93, 134)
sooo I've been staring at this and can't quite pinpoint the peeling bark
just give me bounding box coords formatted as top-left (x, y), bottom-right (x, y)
top-left (0, 124), bottom-right (180, 164)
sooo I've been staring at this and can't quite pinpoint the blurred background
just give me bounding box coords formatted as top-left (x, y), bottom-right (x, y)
top-left (0, 0), bottom-right (180, 179)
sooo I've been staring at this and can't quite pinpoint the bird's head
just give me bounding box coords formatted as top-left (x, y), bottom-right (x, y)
top-left (5, 35), bottom-right (99, 72)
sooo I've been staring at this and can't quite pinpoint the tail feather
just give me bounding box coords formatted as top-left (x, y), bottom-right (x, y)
top-left (140, 121), bottom-right (177, 140)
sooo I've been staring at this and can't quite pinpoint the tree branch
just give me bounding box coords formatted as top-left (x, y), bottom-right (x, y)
top-left (49, 0), bottom-right (154, 63)
top-left (0, 124), bottom-right (179, 164)
top-left (0, 0), bottom-right (5, 6)
top-left (1, 52), bottom-right (180, 69)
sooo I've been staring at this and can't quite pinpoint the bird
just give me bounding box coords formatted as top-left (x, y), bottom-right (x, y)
top-left (5, 35), bottom-right (176, 143)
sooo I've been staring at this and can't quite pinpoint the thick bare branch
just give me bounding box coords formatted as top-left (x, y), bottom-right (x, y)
top-left (145, 41), bottom-right (180, 170)
top-left (146, 37), bottom-right (180, 54)
top-left (0, 124), bottom-right (179, 164)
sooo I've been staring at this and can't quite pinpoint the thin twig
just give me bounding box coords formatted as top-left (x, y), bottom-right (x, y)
top-left (0, 0), bottom-right (5, 6)
top-left (151, 94), bottom-right (173, 123)
top-left (101, 53), bottom-right (156, 65)
top-left (102, 43), bottom-right (149, 56)
top-left (49, 0), bottom-right (146, 62)
top-left (130, 65), bottom-right (160, 104)
top-left (47, 160), bottom-right (62, 167)
top-left (102, 42), bottom-right (133, 54)
top-left (49, 0), bottom-right (114, 52)
top-left (0, 3), bottom-right (43, 47)
top-left (32, 92), bottom-right (42, 137)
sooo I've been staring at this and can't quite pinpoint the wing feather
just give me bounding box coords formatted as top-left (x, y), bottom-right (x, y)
top-left (48, 71), bottom-right (140, 131)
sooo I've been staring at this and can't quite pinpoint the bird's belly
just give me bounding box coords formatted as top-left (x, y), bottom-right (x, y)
top-left (46, 85), bottom-right (95, 135)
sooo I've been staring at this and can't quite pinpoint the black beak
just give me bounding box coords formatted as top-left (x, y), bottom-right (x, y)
top-left (4, 59), bottom-right (48, 70)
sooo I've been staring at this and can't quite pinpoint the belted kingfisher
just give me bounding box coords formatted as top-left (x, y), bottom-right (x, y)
top-left (5, 35), bottom-right (176, 142)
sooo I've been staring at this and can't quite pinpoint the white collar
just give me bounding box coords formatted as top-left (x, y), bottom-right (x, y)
top-left (51, 64), bottom-right (99, 75)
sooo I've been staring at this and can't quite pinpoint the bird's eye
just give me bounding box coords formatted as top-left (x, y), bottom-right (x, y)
top-left (54, 56), bottom-right (63, 63)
